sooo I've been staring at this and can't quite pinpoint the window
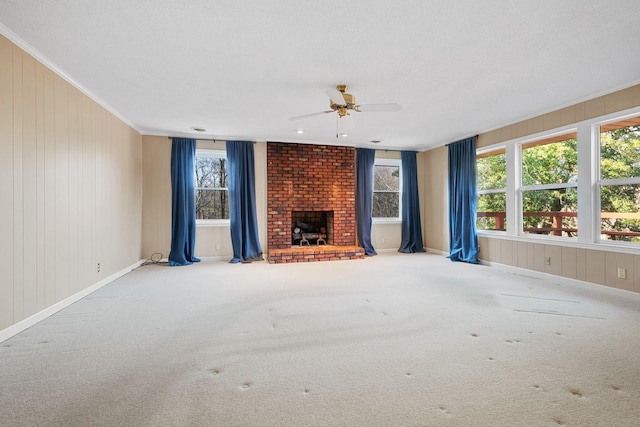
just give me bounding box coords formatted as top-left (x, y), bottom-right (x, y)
top-left (520, 133), bottom-right (578, 237)
top-left (477, 106), bottom-right (640, 248)
top-left (598, 116), bottom-right (640, 242)
top-left (195, 149), bottom-right (229, 221)
top-left (477, 148), bottom-right (506, 231)
top-left (372, 158), bottom-right (401, 220)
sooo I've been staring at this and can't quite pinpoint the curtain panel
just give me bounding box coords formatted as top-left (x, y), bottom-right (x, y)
top-left (168, 138), bottom-right (201, 266)
top-left (356, 148), bottom-right (377, 256)
top-left (398, 151), bottom-right (426, 253)
top-left (448, 136), bottom-right (479, 263)
top-left (227, 141), bottom-right (263, 263)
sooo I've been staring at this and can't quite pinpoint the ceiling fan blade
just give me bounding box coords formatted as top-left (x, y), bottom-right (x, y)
top-left (357, 103), bottom-right (402, 112)
top-left (289, 110), bottom-right (334, 121)
top-left (325, 89), bottom-right (346, 106)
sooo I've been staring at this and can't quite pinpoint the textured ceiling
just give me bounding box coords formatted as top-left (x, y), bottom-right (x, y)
top-left (1, 1), bottom-right (639, 151)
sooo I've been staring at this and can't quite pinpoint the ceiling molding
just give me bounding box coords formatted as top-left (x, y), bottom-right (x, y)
top-left (0, 22), bottom-right (142, 134)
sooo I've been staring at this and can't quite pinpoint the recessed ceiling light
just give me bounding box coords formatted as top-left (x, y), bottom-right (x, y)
top-left (340, 133), bottom-right (348, 138)
top-left (191, 127), bottom-right (206, 132)
top-left (296, 130), bottom-right (304, 134)
top-left (370, 140), bottom-right (381, 144)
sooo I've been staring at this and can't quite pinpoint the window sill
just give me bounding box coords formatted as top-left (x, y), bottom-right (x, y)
top-left (373, 218), bottom-right (402, 225)
top-left (196, 220), bottom-right (230, 227)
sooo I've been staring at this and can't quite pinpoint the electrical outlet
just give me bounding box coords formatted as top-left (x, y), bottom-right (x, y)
top-left (617, 267), bottom-right (627, 279)
top-left (97, 263), bottom-right (101, 273)
top-left (544, 256), bottom-right (551, 266)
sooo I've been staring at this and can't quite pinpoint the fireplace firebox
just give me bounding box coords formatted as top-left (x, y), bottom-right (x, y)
top-left (291, 211), bottom-right (334, 246)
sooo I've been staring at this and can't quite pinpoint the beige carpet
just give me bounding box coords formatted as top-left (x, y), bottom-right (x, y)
top-left (1, 252), bottom-right (639, 426)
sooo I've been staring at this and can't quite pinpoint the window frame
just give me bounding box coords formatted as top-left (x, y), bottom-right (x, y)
top-left (518, 132), bottom-right (579, 239)
top-left (372, 157), bottom-right (402, 224)
top-left (476, 105), bottom-right (640, 253)
top-left (476, 147), bottom-right (507, 233)
top-left (595, 113), bottom-right (640, 246)
top-left (194, 148), bottom-right (230, 226)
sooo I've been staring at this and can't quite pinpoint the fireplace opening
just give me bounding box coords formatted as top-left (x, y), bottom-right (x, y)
top-left (291, 211), bottom-right (334, 246)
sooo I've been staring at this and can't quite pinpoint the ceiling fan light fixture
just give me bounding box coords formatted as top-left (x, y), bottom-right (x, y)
top-left (296, 130), bottom-right (304, 134)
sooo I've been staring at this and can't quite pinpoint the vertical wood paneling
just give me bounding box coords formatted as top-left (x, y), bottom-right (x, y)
top-left (22, 53), bottom-right (37, 318)
top-left (81, 95), bottom-right (95, 287)
top-left (0, 36), bottom-right (143, 333)
top-left (68, 87), bottom-right (80, 293)
top-left (94, 107), bottom-right (105, 276)
top-left (129, 127), bottom-right (143, 259)
top-left (35, 61), bottom-right (45, 311)
top-left (141, 136), bottom-right (172, 258)
top-left (12, 45), bottom-right (24, 322)
top-left (42, 67), bottom-right (56, 308)
top-left (584, 250), bottom-right (607, 286)
top-left (561, 247), bottom-right (577, 280)
top-left (0, 36), bottom-right (14, 330)
top-left (54, 75), bottom-right (69, 302)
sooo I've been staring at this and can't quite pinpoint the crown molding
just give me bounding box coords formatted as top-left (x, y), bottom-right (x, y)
top-left (0, 23), bottom-right (143, 134)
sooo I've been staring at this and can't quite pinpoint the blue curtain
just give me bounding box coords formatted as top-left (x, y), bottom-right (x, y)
top-left (398, 151), bottom-right (426, 253)
top-left (448, 136), bottom-right (479, 263)
top-left (168, 138), bottom-right (201, 266)
top-left (356, 149), bottom-right (377, 256)
top-left (227, 141), bottom-right (263, 263)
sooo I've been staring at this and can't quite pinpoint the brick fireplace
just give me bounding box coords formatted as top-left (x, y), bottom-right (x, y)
top-left (266, 142), bottom-right (365, 263)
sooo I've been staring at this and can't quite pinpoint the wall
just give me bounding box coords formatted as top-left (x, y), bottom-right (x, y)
top-left (422, 84), bottom-right (640, 293)
top-left (420, 147), bottom-right (448, 253)
top-left (142, 139), bottom-right (401, 260)
top-left (0, 35), bottom-right (143, 332)
top-left (141, 137), bottom-right (268, 260)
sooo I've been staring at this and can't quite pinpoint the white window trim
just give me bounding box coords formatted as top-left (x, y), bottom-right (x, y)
top-left (476, 146), bottom-right (507, 233)
top-left (594, 109), bottom-right (640, 246)
top-left (195, 149), bottom-right (230, 226)
top-left (478, 105), bottom-right (640, 255)
top-left (516, 128), bottom-right (579, 240)
top-left (372, 158), bottom-right (402, 224)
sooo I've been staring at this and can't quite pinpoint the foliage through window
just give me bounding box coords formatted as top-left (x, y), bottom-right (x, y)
top-left (373, 159), bottom-right (401, 219)
top-left (599, 116), bottom-right (640, 242)
top-left (520, 133), bottom-right (578, 237)
top-left (477, 149), bottom-right (506, 230)
top-left (195, 150), bottom-right (229, 221)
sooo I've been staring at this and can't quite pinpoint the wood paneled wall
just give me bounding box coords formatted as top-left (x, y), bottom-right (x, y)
top-left (0, 35), bottom-right (143, 331)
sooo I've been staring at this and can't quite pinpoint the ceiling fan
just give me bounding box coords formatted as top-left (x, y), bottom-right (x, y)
top-left (289, 84), bottom-right (401, 122)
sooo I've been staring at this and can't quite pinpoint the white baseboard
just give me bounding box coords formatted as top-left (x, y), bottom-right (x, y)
top-left (478, 258), bottom-right (640, 296)
top-left (0, 259), bottom-right (145, 344)
top-left (198, 255), bottom-right (233, 262)
top-left (375, 248), bottom-right (399, 254)
top-left (423, 248), bottom-right (639, 295)
top-left (425, 247), bottom-right (449, 256)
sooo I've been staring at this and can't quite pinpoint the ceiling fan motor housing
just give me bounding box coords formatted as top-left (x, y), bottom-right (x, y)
top-left (330, 85), bottom-right (357, 116)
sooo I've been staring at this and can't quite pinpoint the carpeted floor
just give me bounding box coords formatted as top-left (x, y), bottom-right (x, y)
top-left (1, 252), bottom-right (639, 426)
